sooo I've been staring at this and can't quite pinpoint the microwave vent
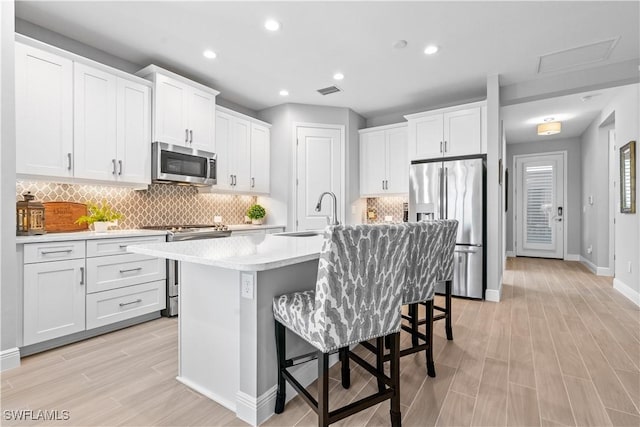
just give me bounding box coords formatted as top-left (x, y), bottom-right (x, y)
top-left (317, 85), bottom-right (342, 96)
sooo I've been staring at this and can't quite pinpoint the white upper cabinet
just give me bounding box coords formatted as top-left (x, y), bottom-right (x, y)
top-left (406, 101), bottom-right (486, 160)
top-left (203, 106), bottom-right (271, 195)
top-left (250, 123), bottom-right (270, 194)
top-left (15, 43), bottom-right (73, 178)
top-left (15, 37), bottom-right (152, 186)
top-left (137, 65), bottom-right (218, 153)
top-left (359, 123), bottom-right (408, 197)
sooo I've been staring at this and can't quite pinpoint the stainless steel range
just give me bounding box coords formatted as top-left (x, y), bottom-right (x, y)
top-left (142, 224), bottom-right (232, 316)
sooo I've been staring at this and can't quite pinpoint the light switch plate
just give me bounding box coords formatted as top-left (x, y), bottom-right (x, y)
top-left (214, 216), bottom-right (222, 223)
top-left (241, 273), bottom-right (254, 299)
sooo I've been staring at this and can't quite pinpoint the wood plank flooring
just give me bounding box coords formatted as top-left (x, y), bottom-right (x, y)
top-left (2, 257), bottom-right (639, 426)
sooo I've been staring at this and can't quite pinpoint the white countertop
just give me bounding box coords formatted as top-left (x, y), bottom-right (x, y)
top-left (227, 224), bottom-right (285, 231)
top-left (127, 234), bottom-right (324, 271)
top-left (15, 229), bottom-right (168, 244)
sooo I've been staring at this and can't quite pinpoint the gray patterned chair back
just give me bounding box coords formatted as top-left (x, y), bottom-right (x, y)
top-left (435, 219), bottom-right (459, 282)
top-left (312, 224), bottom-right (410, 352)
top-left (403, 221), bottom-right (445, 305)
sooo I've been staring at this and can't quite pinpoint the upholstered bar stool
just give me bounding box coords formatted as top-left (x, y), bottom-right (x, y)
top-left (272, 224), bottom-right (410, 427)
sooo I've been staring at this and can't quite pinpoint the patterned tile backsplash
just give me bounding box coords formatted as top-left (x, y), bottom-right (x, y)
top-left (16, 181), bottom-right (257, 229)
top-left (365, 196), bottom-right (408, 224)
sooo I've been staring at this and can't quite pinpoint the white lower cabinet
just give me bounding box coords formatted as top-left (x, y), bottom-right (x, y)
top-left (86, 280), bottom-right (165, 329)
top-left (23, 259), bottom-right (86, 346)
top-left (86, 253), bottom-right (165, 293)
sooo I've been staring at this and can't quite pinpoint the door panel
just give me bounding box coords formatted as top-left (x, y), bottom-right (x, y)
top-left (188, 88), bottom-right (215, 152)
top-left (296, 126), bottom-right (342, 230)
top-left (215, 111), bottom-right (233, 190)
top-left (386, 126), bottom-right (409, 193)
top-left (445, 158), bottom-right (484, 245)
top-left (412, 114), bottom-right (443, 160)
top-left (360, 131), bottom-right (386, 195)
top-left (434, 245), bottom-right (484, 299)
top-left (443, 107), bottom-right (481, 156)
top-left (409, 162), bottom-right (441, 222)
top-left (232, 118), bottom-right (251, 191)
top-left (117, 79), bottom-right (150, 184)
top-left (250, 123), bottom-right (270, 193)
top-left (155, 74), bottom-right (188, 145)
top-left (516, 153), bottom-right (564, 258)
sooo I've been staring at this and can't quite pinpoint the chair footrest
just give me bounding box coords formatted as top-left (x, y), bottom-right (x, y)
top-left (328, 389), bottom-right (394, 424)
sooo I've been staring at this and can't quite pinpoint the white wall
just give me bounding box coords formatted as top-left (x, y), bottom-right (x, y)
top-left (505, 138), bottom-right (582, 256)
top-left (257, 104), bottom-right (365, 230)
top-left (1, 0), bottom-right (19, 367)
top-left (581, 84), bottom-right (639, 297)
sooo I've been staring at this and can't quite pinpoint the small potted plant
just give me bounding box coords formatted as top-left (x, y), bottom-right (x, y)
top-left (246, 204), bottom-right (266, 225)
top-left (75, 200), bottom-right (123, 233)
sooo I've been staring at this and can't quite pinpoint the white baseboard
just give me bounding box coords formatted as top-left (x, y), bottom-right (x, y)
top-left (176, 376), bottom-right (236, 412)
top-left (613, 278), bottom-right (640, 307)
top-left (596, 266), bottom-right (613, 277)
top-left (485, 288), bottom-right (501, 302)
top-left (580, 256), bottom-right (597, 274)
top-left (0, 347), bottom-right (21, 371)
top-left (565, 253), bottom-right (580, 261)
top-left (506, 251), bottom-right (515, 258)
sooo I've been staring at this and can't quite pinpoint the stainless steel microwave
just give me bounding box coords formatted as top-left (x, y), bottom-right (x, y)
top-left (152, 142), bottom-right (216, 186)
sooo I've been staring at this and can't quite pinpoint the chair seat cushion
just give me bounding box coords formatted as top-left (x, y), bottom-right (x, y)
top-left (273, 290), bottom-right (325, 350)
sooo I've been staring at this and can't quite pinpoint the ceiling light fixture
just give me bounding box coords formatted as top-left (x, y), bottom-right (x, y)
top-left (203, 50), bottom-right (217, 59)
top-left (279, 90), bottom-right (289, 96)
top-left (537, 122), bottom-right (562, 136)
top-left (333, 72), bottom-right (344, 81)
top-left (424, 45), bottom-right (439, 55)
top-left (265, 19), bottom-right (281, 31)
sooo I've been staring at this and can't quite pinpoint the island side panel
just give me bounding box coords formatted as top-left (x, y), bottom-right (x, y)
top-left (236, 259), bottom-right (320, 425)
top-left (178, 262), bottom-right (240, 412)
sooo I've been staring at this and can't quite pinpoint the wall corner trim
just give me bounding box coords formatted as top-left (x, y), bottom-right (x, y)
top-left (613, 278), bottom-right (640, 307)
top-left (0, 347), bottom-right (21, 371)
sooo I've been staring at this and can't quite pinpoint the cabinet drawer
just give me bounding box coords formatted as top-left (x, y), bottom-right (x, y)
top-left (86, 280), bottom-right (166, 329)
top-left (86, 253), bottom-right (166, 293)
top-left (24, 241), bottom-right (85, 264)
top-left (86, 235), bottom-right (166, 257)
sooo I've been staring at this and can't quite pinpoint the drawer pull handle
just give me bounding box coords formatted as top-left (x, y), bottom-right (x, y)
top-left (119, 267), bottom-right (143, 274)
top-left (119, 245), bottom-right (128, 248)
top-left (80, 267), bottom-right (85, 285)
top-left (119, 299), bottom-right (142, 307)
top-left (41, 249), bottom-right (73, 255)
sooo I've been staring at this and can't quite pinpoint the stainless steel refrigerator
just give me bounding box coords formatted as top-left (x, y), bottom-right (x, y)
top-left (409, 155), bottom-right (486, 299)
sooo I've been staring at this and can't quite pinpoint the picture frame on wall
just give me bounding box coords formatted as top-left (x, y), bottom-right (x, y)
top-left (620, 141), bottom-right (636, 214)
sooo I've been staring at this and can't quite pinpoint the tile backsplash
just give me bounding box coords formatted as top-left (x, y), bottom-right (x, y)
top-left (365, 196), bottom-right (408, 224)
top-left (16, 181), bottom-right (257, 229)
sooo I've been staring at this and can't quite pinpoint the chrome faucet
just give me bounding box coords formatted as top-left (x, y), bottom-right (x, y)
top-left (315, 192), bottom-right (339, 226)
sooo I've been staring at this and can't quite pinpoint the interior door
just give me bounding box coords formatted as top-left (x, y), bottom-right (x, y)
top-left (296, 126), bottom-right (342, 230)
top-left (516, 153), bottom-right (565, 258)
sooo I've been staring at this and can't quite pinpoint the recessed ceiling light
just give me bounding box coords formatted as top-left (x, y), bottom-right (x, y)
top-left (333, 72), bottom-right (344, 81)
top-left (265, 19), bottom-right (281, 31)
top-left (203, 50), bottom-right (217, 59)
top-left (424, 45), bottom-right (439, 55)
top-left (279, 90), bottom-right (289, 96)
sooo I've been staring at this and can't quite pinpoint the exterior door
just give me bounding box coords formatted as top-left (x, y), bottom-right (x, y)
top-left (296, 125), bottom-right (342, 230)
top-left (515, 153), bottom-right (565, 259)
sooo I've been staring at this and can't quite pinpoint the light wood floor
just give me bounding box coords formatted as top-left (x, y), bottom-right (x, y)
top-left (2, 258), bottom-right (639, 426)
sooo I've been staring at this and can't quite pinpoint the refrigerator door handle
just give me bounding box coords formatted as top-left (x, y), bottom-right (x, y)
top-left (444, 167), bottom-right (448, 218)
top-left (438, 167), bottom-right (443, 218)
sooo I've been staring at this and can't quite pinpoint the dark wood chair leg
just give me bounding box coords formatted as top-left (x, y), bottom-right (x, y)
top-left (376, 337), bottom-right (385, 392)
top-left (340, 347), bottom-right (350, 389)
top-left (389, 332), bottom-right (402, 427)
top-left (274, 320), bottom-right (286, 414)
top-left (445, 280), bottom-right (453, 341)
top-left (425, 299), bottom-right (436, 377)
top-left (409, 303), bottom-right (419, 347)
top-left (318, 351), bottom-right (330, 427)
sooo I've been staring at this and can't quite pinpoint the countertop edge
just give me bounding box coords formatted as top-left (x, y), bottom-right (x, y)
top-left (16, 229), bottom-right (168, 244)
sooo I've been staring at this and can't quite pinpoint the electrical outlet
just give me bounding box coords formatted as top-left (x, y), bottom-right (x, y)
top-left (214, 216), bottom-right (222, 223)
top-left (384, 215), bottom-right (393, 222)
top-left (587, 245), bottom-right (592, 254)
top-left (241, 273), bottom-right (254, 299)
top-left (588, 195), bottom-right (594, 205)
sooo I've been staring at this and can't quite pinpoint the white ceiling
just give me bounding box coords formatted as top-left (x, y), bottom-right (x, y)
top-left (501, 86), bottom-right (625, 144)
top-left (15, 1), bottom-right (640, 119)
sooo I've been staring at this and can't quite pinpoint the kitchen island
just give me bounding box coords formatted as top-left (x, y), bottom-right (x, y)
top-left (128, 233), bottom-right (325, 426)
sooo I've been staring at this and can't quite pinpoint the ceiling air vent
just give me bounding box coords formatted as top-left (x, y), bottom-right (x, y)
top-left (537, 37), bottom-right (619, 73)
top-left (317, 85), bottom-right (342, 96)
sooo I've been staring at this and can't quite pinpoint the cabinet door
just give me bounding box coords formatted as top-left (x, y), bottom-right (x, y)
top-left (24, 259), bottom-right (86, 345)
top-left (188, 87), bottom-right (216, 152)
top-left (232, 117), bottom-right (252, 192)
top-left (385, 127), bottom-right (409, 194)
top-left (116, 78), bottom-right (151, 185)
top-left (411, 114), bottom-right (443, 160)
top-left (443, 107), bottom-right (481, 156)
top-left (154, 74), bottom-right (189, 145)
top-left (215, 111), bottom-right (234, 190)
top-left (250, 123), bottom-right (270, 194)
top-left (73, 63), bottom-right (118, 181)
top-left (359, 131), bottom-right (386, 196)
top-left (15, 43), bottom-right (73, 178)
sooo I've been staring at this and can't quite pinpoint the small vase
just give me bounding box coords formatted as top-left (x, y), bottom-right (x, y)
top-left (93, 221), bottom-right (110, 233)
top-left (251, 218), bottom-right (264, 225)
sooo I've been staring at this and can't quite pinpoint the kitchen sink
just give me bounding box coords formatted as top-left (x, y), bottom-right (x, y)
top-left (272, 230), bottom-right (324, 237)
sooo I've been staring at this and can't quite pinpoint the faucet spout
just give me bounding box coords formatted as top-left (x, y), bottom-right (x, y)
top-left (315, 192), bottom-right (339, 226)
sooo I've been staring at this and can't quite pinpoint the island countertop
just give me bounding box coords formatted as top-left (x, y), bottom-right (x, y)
top-left (127, 234), bottom-right (325, 271)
